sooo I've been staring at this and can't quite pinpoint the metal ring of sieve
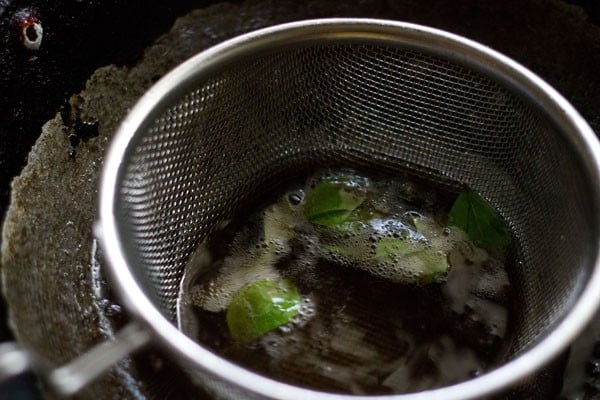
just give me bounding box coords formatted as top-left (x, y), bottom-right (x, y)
top-left (95, 19), bottom-right (600, 400)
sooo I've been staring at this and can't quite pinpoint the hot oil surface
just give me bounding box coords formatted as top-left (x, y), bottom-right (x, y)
top-left (179, 169), bottom-right (513, 395)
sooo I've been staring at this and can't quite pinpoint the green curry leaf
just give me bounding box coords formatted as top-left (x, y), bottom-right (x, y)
top-left (405, 249), bottom-right (448, 284)
top-left (374, 237), bottom-right (449, 283)
top-left (448, 190), bottom-right (509, 252)
top-left (304, 178), bottom-right (367, 227)
top-left (374, 237), bottom-right (413, 261)
top-left (226, 279), bottom-right (300, 343)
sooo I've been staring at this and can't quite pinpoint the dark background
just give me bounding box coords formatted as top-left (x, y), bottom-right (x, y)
top-left (0, 0), bottom-right (598, 398)
top-left (0, 1), bottom-right (202, 397)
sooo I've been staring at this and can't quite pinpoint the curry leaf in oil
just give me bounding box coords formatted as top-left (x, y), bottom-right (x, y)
top-left (405, 249), bottom-right (449, 284)
top-left (374, 237), bottom-right (413, 261)
top-left (375, 237), bottom-right (448, 284)
top-left (448, 190), bottom-right (509, 252)
top-left (226, 279), bottom-right (300, 343)
top-left (303, 177), bottom-right (367, 227)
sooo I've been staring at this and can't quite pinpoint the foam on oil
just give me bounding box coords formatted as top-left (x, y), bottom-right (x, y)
top-left (178, 169), bottom-right (512, 395)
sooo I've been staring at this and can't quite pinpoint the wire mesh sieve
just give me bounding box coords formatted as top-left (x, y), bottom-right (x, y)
top-left (99, 19), bottom-right (600, 400)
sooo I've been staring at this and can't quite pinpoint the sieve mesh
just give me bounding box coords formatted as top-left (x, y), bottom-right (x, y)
top-left (114, 40), bottom-right (594, 366)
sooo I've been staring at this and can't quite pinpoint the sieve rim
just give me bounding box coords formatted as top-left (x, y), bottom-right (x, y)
top-left (98, 18), bottom-right (600, 400)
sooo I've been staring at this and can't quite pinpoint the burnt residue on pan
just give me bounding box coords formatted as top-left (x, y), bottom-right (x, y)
top-left (0, 0), bottom-right (203, 224)
top-left (0, 0), bottom-right (202, 357)
top-left (60, 95), bottom-right (99, 160)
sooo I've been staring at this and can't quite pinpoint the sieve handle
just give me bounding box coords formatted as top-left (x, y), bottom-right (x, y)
top-left (0, 321), bottom-right (151, 397)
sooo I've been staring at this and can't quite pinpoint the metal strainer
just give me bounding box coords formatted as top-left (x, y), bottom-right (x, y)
top-left (2, 18), bottom-right (600, 400)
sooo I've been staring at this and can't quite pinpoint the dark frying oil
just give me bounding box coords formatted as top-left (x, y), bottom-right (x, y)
top-left (179, 169), bottom-right (513, 395)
